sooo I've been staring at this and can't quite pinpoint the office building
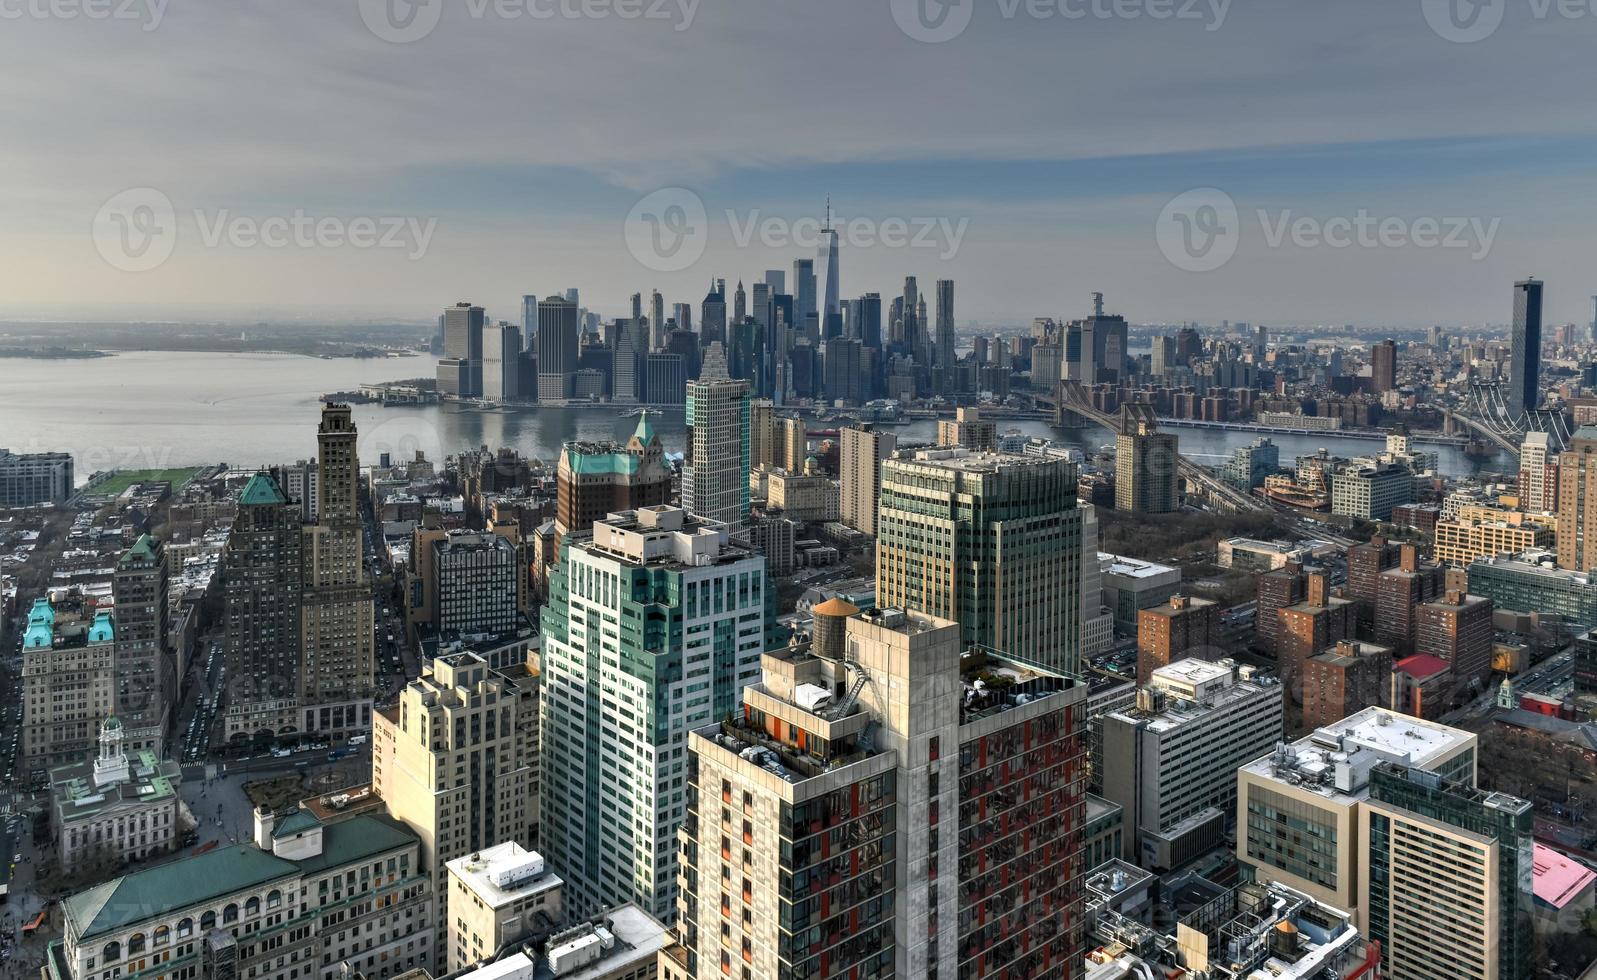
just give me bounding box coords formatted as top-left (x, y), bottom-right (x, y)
top-left (1220, 437), bottom-right (1279, 491)
top-left (540, 506), bottom-right (775, 922)
top-left (22, 597), bottom-right (116, 779)
top-left (298, 404), bottom-right (375, 724)
top-left (1238, 706), bottom-right (1477, 925)
top-left (644, 352), bottom-right (685, 405)
top-left (748, 399), bottom-right (774, 470)
top-left (1219, 537), bottom-right (1328, 572)
top-left (1102, 553), bottom-right (1181, 636)
top-left (440, 301), bottom-right (486, 398)
top-left (682, 344), bottom-right (751, 528)
top-left (221, 472), bottom-right (303, 739)
top-left (673, 604), bottom-right (1089, 979)
top-left (111, 534), bottom-right (170, 753)
top-left (935, 406), bottom-right (997, 451)
top-left (1519, 431), bottom-right (1558, 513)
top-left (483, 321), bottom-right (522, 402)
top-left (876, 447), bottom-right (1083, 673)
top-left (0, 449), bottom-right (73, 506)
top-left (51, 809), bottom-right (435, 980)
top-left (1115, 403), bottom-right (1179, 514)
top-left (1302, 639), bottom-right (1393, 731)
top-left (764, 468), bottom-right (838, 523)
top-left (538, 295), bottom-right (579, 403)
top-left (1079, 506), bottom-right (1115, 657)
top-left (372, 651), bottom-right (540, 957)
top-left (934, 278), bottom-right (956, 392)
top-left (1102, 659), bottom-right (1282, 864)
top-left (445, 842), bottom-right (564, 972)
top-left (1469, 550), bottom-right (1597, 631)
top-left (1415, 589), bottom-right (1494, 688)
top-left (820, 336), bottom-right (861, 404)
top-left (1370, 339), bottom-right (1396, 393)
top-left (1434, 511), bottom-right (1552, 567)
top-left (1507, 278), bottom-right (1543, 419)
top-left (1331, 463), bottom-right (1413, 521)
top-left (282, 458), bottom-right (319, 521)
top-left (1136, 594), bottom-right (1219, 684)
top-left (1557, 426), bottom-right (1597, 572)
top-left (432, 531), bottom-right (520, 638)
top-left (1361, 763), bottom-right (1533, 980)
top-left (49, 717), bottom-right (182, 876)
top-left (554, 415), bottom-right (673, 554)
top-left (837, 424), bottom-right (896, 537)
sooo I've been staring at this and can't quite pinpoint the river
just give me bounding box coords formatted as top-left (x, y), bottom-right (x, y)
top-left (0, 351), bottom-right (1510, 480)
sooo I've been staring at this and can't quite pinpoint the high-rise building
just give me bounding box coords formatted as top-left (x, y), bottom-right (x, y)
top-left (1255, 563), bottom-right (1307, 657)
top-left (935, 406), bottom-right (996, 451)
top-left (221, 471), bottom-right (302, 738)
top-left (748, 398), bottom-right (774, 470)
top-left (1415, 589), bottom-right (1494, 688)
top-left (1220, 437), bottom-right (1279, 491)
top-left (1557, 426), bottom-right (1597, 572)
top-left (554, 414), bottom-right (673, 554)
top-left (539, 506), bottom-right (774, 922)
top-left (1361, 764), bottom-right (1533, 980)
top-left (1302, 639), bottom-right (1394, 731)
top-left (838, 424), bottom-right (896, 537)
top-left (1331, 463), bottom-right (1413, 520)
top-left (1347, 535), bottom-right (1398, 632)
top-left (700, 282), bottom-right (726, 347)
top-left (431, 531), bottom-right (520, 638)
top-left (296, 405), bottom-right (374, 731)
top-left (21, 597), bottom-right (115, 778)
top-left (372, 650), bottom-right (540, 957)
top-left (792, 257), bottom-right (816, 336)
top-left (935, 278), bottom-right (956, 392)
top-left (1370, 339), bottom-right (1396, 393)
top-left (876, 447), bottom-right (1082, 673)
top-left (0, 449), bottom-right (73, 506)
top-left (1115, 403), bottom-right (1179, 514)
top-left (673, 603), bottom-right (1089, 979)
top-left (444, 841), bottom-right (563, 973)
top-left (1135, 594), bottom-right (1219, 684)
top-left (521, 293), bottom-right (539, 347)
top-left (651, 289), bottom-right (666, 351)
top-left (821, 336), bottom-right (862, 404)
top-left (1238, 706), bottom-right (1478, 926)
top-left (775, 415), bottom-right (807, 473)
top-left (1375, 544), bottom-right (1445, 653)
top-left (682, 344), bottom-right (751, 528)
top-left (1507, 278), bottom-right (1543, 419)
top-left (1275, 571), bottom-right (1354, 691)
top-left (1102, 659), bottom-right (1283, 864)
top-left (482, 321), bottom-right (522, 401)
top-left (1518, 431), bottom-right (1558, 513)
top-left (440, 301), bottom-right (485, 398)
top-left (111, 534), bottom-right (170, 753)
top-left (537, 295), bottom-right (579, 403)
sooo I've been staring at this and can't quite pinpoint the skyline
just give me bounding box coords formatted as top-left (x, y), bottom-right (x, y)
top-left (5, 1), bottom-right (1597, 325)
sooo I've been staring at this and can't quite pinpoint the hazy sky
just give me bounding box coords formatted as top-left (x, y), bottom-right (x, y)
top-left (5, 0), bottom-right (1597, 327)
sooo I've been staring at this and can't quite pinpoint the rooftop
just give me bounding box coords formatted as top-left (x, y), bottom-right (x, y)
top-left (1393, 653), bottom-right (1452, 680)
top-left (1242, 707), bottom-right (1473, 805)
top-left (1100, 553), bottom-right (1179, 580)
top-left (447, 841), bottom-right (562, 909)
top-left (1533, 843), bottom-right (1597, 910)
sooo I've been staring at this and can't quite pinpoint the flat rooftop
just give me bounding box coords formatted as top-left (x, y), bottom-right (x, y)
top-left (1100, 553), bottom-right (1178, 579)
top-left (902, 447), bottom-right (1071, 473)
top-left (1242, 707), bottom-right (1472, 804)
top-left (447, 841), bottom-right (561, 908)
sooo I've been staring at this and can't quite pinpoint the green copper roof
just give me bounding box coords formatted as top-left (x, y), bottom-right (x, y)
top-left (564, 446), bottom-right (641, 477)
top-left (1575, 426), bottom-right (1597, 443)
top-left (272, 810), bottom-right (319, 839)
top-left (119, 534), bottom-right (158, 567)
top-left (239, 472), bottom-right (289, 506)
top-left (632, 411), bottom-right (657, 447)
top-left (24, 598), bottom-right (53, 649)
top-left (87, 612), bottom-right (114, 644)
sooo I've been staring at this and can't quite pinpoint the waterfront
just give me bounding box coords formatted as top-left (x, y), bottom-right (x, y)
top-left (2, 351), bottom-right (1512, 480)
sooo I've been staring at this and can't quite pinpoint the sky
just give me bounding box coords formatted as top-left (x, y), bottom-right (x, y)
top-left (4, 0), bottom-right (1597, 328)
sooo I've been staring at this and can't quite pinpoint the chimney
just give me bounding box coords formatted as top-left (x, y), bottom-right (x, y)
top-left (1307, 572), bottom-right (1328, 608)
top-left (1399, 544), bottom-right (1418, 573)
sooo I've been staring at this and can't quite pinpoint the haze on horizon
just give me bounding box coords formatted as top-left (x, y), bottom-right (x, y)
top-left (5, 0), bottom-right (1597, 328)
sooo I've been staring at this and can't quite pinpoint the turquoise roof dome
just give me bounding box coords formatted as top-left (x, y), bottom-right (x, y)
top-left (88, 612), bottom-right (115, 644)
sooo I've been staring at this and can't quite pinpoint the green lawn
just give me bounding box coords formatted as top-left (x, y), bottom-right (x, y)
top-left (89, 467), bottom-right (202, 496)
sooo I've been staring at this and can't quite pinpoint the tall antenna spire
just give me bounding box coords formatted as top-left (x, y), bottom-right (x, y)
top-left (825, 196), bottom-right (831, 233)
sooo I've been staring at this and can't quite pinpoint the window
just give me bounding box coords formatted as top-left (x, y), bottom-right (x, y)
top-left (177, 919), bottom-right (193, 939)
top-left (223, 904), bottom-right (239, 924)
top-left (102, 942), bottom-right (122, 962)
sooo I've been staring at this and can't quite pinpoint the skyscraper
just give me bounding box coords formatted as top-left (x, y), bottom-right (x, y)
top-left (1508, 278), bottom-right (1543, 418)
top-left (298, 404), bottom-right (374, 727)
top-left (792, 257), bottom-right (816, 337)
top-left (1519, 431), bottom-right (1558, 512)
top-left (112, 534), bottom-right (170, 752)
top-left (651, 289), bottom-right (666, 350)
top-left (857, 291), bottom-right (882, 350)
top-left (732, 279), bottom-right (746, 325)
top-left (838, 424), bottom-right (896, 536)
top-left (1370, 339), bottom-right (1396, 393)
top-left (540, 506), bottom-right (775, 922)
top-left (876, 447), bottom-right (1083, 673)
top-left (221, 471), bottom-right (302, 738)
top-left (1115, 403), bottom-right (1179, 514)
top-left (438, 301), bottom-right (485, 398)
top-left (935, 278), bottom-right (956, 393)
top-left (521, 294), bottom-right (539, 348)
top-left (682, 343), bottom-right (751, 527)
top-left (699, 281), bottom-right (725, 347)
top-left (820, 208), bottom-right (841, 337)
top-left (554, 414), bottom-right (672, 553)
top-left (537, 295), bottom-right (578, 403)
top-left (1557, 426), bottom-right (1597, 572)
top-left (482, 321), bottom-right (521, 402)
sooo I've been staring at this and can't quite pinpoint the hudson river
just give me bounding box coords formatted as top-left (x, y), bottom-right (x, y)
top-left (3, 351), bottom-right (1509, 481)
